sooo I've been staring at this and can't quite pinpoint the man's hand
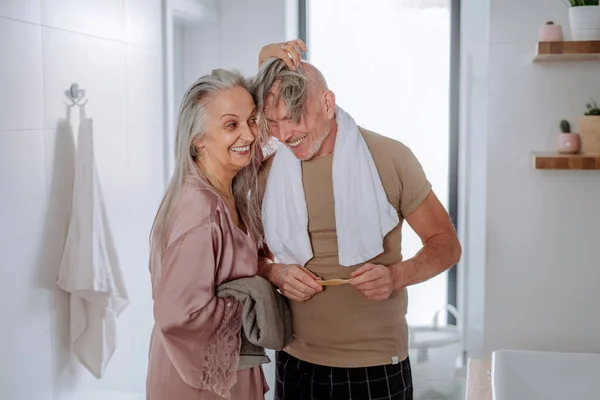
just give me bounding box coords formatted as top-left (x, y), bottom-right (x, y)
top-left (269, 263), bottom-right (323, 302)
top-left (350, 263), bottom-right (395, 301)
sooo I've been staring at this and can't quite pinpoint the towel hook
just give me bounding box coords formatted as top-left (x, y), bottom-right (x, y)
top-left (65, 83), bottom-right (87, 106)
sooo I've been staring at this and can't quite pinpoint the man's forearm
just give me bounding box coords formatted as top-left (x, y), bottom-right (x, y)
top-left (391, 233), bottom-right (461, 290)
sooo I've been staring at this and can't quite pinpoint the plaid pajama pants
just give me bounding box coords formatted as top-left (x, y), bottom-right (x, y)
top-left (274, 351), bottom-right (413, 400)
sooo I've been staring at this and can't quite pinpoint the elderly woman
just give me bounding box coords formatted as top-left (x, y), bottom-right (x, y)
top-left (146, 41), bottom-right (306, 400)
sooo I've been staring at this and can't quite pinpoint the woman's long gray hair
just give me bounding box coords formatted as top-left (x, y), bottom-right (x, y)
top-left (150, 69), bottom-right (267, 285)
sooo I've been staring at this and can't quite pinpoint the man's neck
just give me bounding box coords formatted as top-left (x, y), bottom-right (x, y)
top-left (311, 119), bottom-right (338, 160)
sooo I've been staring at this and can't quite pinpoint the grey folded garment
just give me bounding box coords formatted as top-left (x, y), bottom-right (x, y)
top-left (216, 276), bottom-right (293, 371)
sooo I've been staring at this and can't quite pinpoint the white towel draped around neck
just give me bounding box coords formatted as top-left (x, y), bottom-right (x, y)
top-left (262, 106), bottom-right (399, 267)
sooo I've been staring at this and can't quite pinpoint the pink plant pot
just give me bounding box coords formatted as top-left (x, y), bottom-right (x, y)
top-left (539, 24), bottom-right (563, 42)
top-left (557, 133), bottom-right (581, 154)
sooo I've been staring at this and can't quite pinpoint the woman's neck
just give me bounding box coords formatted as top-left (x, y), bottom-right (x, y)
top-left (197, 161), bottom-right (235, 200)
top-left (210, 177), bottom-right (234, 200)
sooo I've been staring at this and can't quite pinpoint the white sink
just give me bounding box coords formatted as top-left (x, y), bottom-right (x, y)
top-left (491, 349), bottom-right (600, 400)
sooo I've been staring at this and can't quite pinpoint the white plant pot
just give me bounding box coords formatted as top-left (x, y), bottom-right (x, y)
top-left (569, 6), bottom-right (600, 41)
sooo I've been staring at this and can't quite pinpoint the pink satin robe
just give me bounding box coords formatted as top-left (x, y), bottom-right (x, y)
top-left (146, 176), bottom-right (268, 400)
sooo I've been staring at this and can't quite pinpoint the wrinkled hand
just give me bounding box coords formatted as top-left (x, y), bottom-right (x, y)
top-left (258, 39), bottom-right (307, 70)
top-left (350, 263), bottom-right (395, 301)
top-left (270, 263), bottom-right (322, 302)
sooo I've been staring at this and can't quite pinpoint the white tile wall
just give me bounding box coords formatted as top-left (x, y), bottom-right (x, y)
top-left (126, 45), bottom-right (163, 127)
top-left (484, 161), bottom-right (600, 353)
top-left (219, 0), bottom-right (286, 75)
top-left (125, 0), bottom-right (162, 48)
top-left (2, 0), bottom-right (291, 397)
top-left (0, 0), bottom-right (42, 24)
top-left (489, 0), bottom-right (559, 44)
top-left (465, 0), bottom-right (600, 356)
top-left (0, 232), bottom-right (53, 400)
top-left (0, 130), bottom-right (48, 243)
top-left (0, 232), bottom-right (51, 335)
top-left (0, 19), bottom-right (44, 130)
top-left (127, 127), bottom-right (164, 217)
top-left (0, 0), bottom-right (164, 399)
top-left (42, 27), bottom-right (127, 130)
top-left (42, 0), bottom-right (126, 41)
top-left (0, 326), bottom-right (53, 400)
top-left (181, 24), bottom-right (221, 84)
top-left (487, 43), bottom-right (600, 130)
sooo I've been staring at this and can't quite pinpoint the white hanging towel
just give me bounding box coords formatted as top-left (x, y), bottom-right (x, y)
top-left (57, 113), bottom-right (128, 379)
top-left (262, 105), bottom-right (400, 267)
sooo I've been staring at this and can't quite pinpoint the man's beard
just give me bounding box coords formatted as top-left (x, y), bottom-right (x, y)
top-left (300, 129), bottom-right (330, 161)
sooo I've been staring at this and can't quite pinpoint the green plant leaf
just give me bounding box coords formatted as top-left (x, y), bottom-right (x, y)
top-left (584, 99), bottom-right (600, 115)
top-left (569, 0), bottom-right (600, 6)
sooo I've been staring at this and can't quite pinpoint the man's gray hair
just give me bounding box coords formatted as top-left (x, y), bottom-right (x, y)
top-left (251, 58), bottom-right (309, 125)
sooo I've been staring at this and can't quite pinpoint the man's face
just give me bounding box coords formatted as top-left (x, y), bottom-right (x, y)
top-left (264, 82), bottom-right (331, 161)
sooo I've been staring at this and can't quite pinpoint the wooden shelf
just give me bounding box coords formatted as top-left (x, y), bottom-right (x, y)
top-left (532, 152), bottom-right (600, 170)
top-left (533, 41), bottom-right (600, 62)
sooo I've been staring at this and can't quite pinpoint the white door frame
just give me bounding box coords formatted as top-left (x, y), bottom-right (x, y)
top-left (161, 0), bottom-right (218, 183)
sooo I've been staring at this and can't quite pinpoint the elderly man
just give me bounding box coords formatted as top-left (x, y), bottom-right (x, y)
top-left (254, 42), bottom-right (461, 400)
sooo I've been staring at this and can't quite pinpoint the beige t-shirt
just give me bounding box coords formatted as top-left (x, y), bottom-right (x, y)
top-left (259, 128), bottom-right (432, 368)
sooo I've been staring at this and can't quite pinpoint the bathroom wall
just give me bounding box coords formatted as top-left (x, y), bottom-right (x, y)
top-left (0, 1), bottom-right (164, 399)
top-left (483, 0), bottom-right (600, 355)
top-left (178, 0), bottom-right (287, 93)
top-left (460, 0), bottom-right (600, 356)
top-left (0, 0), bottom-right (293, 398)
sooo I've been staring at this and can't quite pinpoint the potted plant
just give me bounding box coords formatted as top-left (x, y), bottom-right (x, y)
top-left (579, 99), bottom-right (600, 154)
top-left (557, 119), bottom-right (581, 154)
top-left (566, 0), bottom-right (600, 40)
top-left (539, 21), bottom-right (564, 42)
